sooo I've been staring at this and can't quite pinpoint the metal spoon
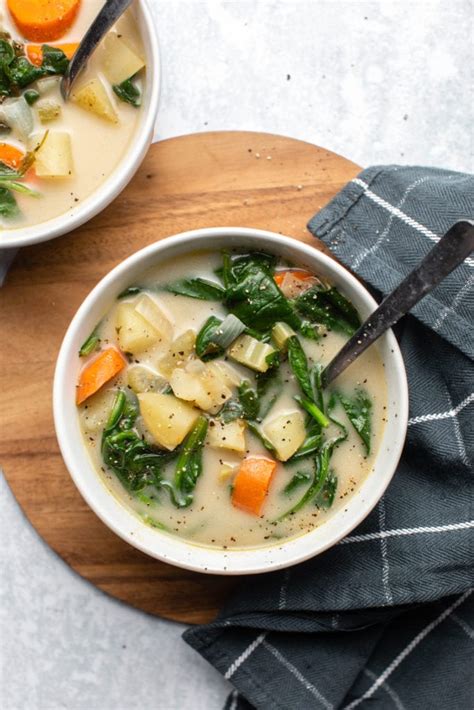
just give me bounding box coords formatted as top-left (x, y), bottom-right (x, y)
top-left (321, 220), bottom-right (474, 387)
top-left (61, 0), bottom-right (134, 100)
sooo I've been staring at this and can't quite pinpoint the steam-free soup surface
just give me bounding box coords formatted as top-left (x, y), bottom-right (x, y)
top-left (0, 1), bottom-right (145, 230)
top-left (77, 251), bottom-right (387, 549)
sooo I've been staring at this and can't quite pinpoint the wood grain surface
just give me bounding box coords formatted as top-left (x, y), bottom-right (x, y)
top-left (0, 131), bottom-right (360, 624)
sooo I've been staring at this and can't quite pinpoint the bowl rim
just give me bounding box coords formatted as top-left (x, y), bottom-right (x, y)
top-left (0, 0), bottom-right (161, 250)
top-left (53, 227), bottom-right (409, 575)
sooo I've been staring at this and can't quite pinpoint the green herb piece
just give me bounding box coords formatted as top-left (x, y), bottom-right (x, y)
top-left (338, 389), bottom-right (372, 454)
top-left (24, 88), bottom-right (40, 105)
top-left (113, 76), bottom-right (141, 107)
top-left (218, 398), bottom-right (244, 424)
top-left (173, 416), bottom-right (208, 507)
top-left (0, 39), bottom-right (15, 66)
top-left (141, 513), bottom-right (168, 530)
top-left (295, 395), bottom-right (330, 428)
top-left (79, 324), bottom-right (101, 357)
top-left (118, 285), bottom-right (144, 299)
top-left (0, 186), bottom-right (18, 217)
top-left (164, 277), bottom-right (225, 300)
top-left (5, 56), bottom-right (43, 88)
top-left (287, 335), bottom-right (313, 399)
top-left (283, 471), bottom-right (311, 495)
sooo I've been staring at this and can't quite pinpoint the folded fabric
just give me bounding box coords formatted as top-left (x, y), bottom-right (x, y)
top-left (184, 165), bottom-right (474, 710)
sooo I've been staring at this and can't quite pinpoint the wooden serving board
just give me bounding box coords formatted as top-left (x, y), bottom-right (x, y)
top-left (0, 132), bottom-right (360, 624)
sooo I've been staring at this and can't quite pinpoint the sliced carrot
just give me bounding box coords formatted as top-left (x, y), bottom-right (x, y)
top-left (232, 457), bottom-right (276, 516)
top-left (0, 143), bottom-right (25, 170)
top-left (7, 0), bottom-right (81, 42)
top-left (274, 269), bottom-right (314, 287)
top-left (26, 42), bottom-right (79, 66)
top-left (76, 347), bottom-right (125, 405)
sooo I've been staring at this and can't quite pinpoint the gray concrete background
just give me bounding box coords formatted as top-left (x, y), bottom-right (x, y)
top-left (1, 1), bottom-right (472, 709)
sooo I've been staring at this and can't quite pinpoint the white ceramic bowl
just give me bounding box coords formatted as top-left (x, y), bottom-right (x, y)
top-left (1, 0), bottom-right (160, 250)
top-left (54, 228), bottom-right (409, 575)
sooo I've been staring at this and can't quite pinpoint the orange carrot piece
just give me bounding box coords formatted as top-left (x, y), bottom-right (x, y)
top-left (0, 143), bottom-right (25, 170)
top-left (232, 457), bottom-right (276, 516)
top-left (26, 42), bottom-right (79, 66)
top-left (7, 0), bottom-right (81, 42)
top-left (274, 269), bottom-right (313, 287)
top-left (76, 347), bottom-right (125, 405)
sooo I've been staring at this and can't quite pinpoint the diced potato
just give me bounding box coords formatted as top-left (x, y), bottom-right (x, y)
top-left (158, 330), bottom-right (196, 376)
top-left (72, 77), bottom-right (119, 123)
top-left (30, 131), bottom-right (73, 178)
top-left (228, 335), bottom-right (276, 373)
top-left (127, 365), bottom-right (167, 394)
top-left (116, 302), bottom-right (159, 353)
top-left (262, 411), bottom-right (306, 461)
top-left (134, 295), bottom-right (173, 343)
top-left (138, 393), bottom-right (199, 450)
top-left (103, 33), bottom-right (146, 85)
top-left (37, 100), bottom-right (61, 123)
top-left (199, 366), bottom-right (232, 414)
top-left (207, 360), bottom-right (242, 388)
top-left (218, 462), bottom-right (237, 484)
top-left (79, 388), bottom-right (116, 433)
top-left (170, 367), bottom-right (209, 408)
top-left (208, 419), bottom-right (247, 453)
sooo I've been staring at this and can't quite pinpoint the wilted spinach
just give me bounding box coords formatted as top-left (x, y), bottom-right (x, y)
top-left (337, 389), bottom-right (372, 454)
top-left (295, 284), bottom-right (361, 336)
top-left (173, 416), bottom-right (208, 507)
top-left (113, 76), bottom-right (141, 107)
top-left (164, 277), bottom-right (225, 300)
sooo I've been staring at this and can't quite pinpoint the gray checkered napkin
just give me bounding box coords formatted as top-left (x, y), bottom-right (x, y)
top-left (184, 165), bottom-right (474, 710)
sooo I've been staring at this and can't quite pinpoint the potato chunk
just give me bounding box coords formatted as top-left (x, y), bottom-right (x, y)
top-left (138, 393), bottom-right (198, 450)
top-left (72, 77), bottom-right (118, 123)
top-left (115, 302), bottom-right (158, 354)
top-left (134, 295), bottom-right (173, 343)
top-left (126, 365), bottom-right (167, 394)
top-left (30, 131), bottom-right (73, 177)
top-left (170, 363), bottom-right (232, 414)
top-left (208, 419), bottom-right (246, 453)
top-left (262, 411), bottom-right (306, 461)
top-left (103, 34), bottom-right (145, 85)
top-left (158, 330), bottom-right (196, 377)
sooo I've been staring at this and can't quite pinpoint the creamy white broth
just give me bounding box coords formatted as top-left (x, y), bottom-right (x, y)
top-left (0, 2), bottom-right (144, 230)
top-left (78, 251), bottom-right (388, 549)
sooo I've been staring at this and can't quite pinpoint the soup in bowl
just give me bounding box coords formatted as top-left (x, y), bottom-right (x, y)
top-left (54, 228), bottom-right (408, 574)
top-left (0, 0), bottom-right (159, 247)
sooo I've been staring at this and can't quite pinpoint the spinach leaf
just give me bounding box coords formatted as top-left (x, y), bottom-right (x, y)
top-left (295, 395), bottom-right (330, 428)
top-left (41, 45), bottom-right (69, 75)
top-left (164, 277), bottom-right (225, 300)
top-left (0, 39), bottom-right (14, 66)
top-left (315, 471), bottom-right (337, 509)
top-left (238, 381), bottom-right (259, 420)
top-left (0, 186), bottom-right (18, 217)
top-left (290, 431), bottom-right (323, 461)
top-left (338, 389), bottom-right (372, 454)
top-left (113, 76), bottom-right (141, 107)
top-left (277, 441), bottom-right (334, 520)
top-left (295, 284), bottom-right (360, 336)
top-left (218, 398), bottom-right (244, 424)
top-left (5, 56), bottom-right (43, 87)
top-left (225, 251), bottom-right (277, 283)
top-left (287, 335), bottom-right (313, 399)
top-left (283, 471), bottom-right (311, 495)
top-left (173, 416), bottom-right (208, 507)
top-left (247, 421), bottom-right (277, 454)
top-left (195, 316), bottom-right (224, 360)
top-left (226, 259), bottom-right (298, 331)
top-left (101, 391), bottom-right (177, 493)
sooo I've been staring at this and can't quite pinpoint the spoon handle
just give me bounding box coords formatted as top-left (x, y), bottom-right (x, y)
top-left (321, 220), bottom-right (474, 387)
top-left (61, 0), bottom-right (134, 100)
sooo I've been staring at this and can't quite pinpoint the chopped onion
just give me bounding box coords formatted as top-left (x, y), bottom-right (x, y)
top-left (2, 97), bottom-right (34, 141)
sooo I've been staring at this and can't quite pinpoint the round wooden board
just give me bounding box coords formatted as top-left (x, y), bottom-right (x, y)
top-left (0, 131), bottom-right (360, 624)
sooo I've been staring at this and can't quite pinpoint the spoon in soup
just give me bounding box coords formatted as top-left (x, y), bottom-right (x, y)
top-left (61, 0), bottom-right (134, 100)
top-left (321, 220), bottom-right (474, 387)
